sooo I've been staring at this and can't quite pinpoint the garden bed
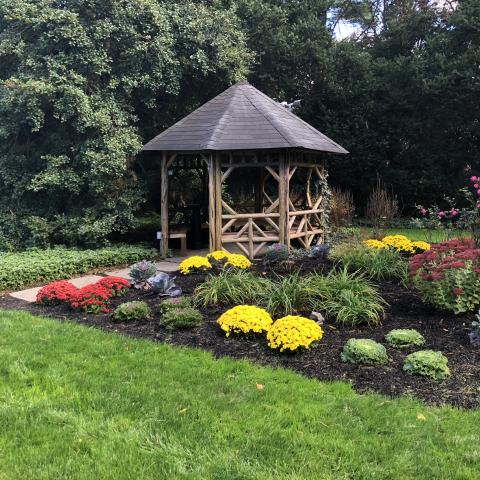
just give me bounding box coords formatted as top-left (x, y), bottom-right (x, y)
top-left (0, 257), bottom-right (478, 409)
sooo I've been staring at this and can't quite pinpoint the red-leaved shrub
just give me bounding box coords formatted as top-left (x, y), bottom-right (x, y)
top-left (36, 281), bottom-right (79, 306)
top-left (96, 276), bottom-right (130, 296)
top-left (70, 284), bottom-right (113, 314)
top-left (410, 238), bottom-right (480, 314)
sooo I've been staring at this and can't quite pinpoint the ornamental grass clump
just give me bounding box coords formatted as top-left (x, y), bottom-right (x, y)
top-left (217, 305), bottom-right (273, 337)
top-left (410, 238), bottom-right (480, 314)
top-left (194, 270), bottom-right (270, 307)
top-left (330, 243), bottom-right (408, 281)
top-left (385, 329), bottom-right (425, 349)
top-left (36, 280), bottom-right (79, 306)
top-left (161, 307), bottom-right (203, 330)
top-left (403, 350), bottom-right (450, 380)
top-left (267, 315), bottom-right (323, 352)
top-left (341, 338), bottom-right (388, 365)
top-left (304, 269), bottom-right (386, 326)
top-left (263, 272), bottom-right (310, 316)
top-left (112, 301), bottom-right (152, 322)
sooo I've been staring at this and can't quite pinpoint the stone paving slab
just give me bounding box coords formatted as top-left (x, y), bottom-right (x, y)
top-left (9, 274), bottom-right (104, 303)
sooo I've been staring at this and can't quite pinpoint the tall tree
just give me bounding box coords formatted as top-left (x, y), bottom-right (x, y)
top-left (0, 0), bottom-right (251, 249)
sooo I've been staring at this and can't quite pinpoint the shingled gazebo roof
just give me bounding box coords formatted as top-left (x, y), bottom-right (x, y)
top-left (143, 82), bottom-right (348, 154)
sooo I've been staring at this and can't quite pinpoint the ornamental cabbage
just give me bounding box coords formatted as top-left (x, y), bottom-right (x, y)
top-left (403, 350), bottom-right (450, 380)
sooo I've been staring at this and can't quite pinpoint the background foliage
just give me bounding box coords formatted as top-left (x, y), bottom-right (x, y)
top-left (0, 0), bottom-right (479, 249)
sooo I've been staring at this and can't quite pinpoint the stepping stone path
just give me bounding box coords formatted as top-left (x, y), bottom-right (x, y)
top-left (9, 259), bottom-right (183, 303)
top-left (9, 275), bottom-right (105, 304)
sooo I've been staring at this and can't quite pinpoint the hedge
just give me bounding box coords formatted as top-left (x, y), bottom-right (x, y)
top-left (0, 245), bottom-right (158, 291)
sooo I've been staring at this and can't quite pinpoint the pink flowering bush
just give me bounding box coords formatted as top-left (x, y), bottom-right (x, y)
top-left (410, 238), bottom-right (480, 314)
top-left (415, 174), bottom-right (480, 246)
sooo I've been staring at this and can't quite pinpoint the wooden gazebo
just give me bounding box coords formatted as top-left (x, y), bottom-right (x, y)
top-left (143, 82), bottom-right (348, 259)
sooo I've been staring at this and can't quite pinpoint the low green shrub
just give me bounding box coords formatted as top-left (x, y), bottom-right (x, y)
top-left (160, 307), bottom-right (203, 330)
top-left (341, 338), bottom-right (388, 365)
top-left (0, 245), bottom-right (157, 291)
top-left (193, 270), bottom-right (271, 307)
top-left (112, 301), bottom-right (152, 322)
top-left (403, 350), bottom-right (450, 380)
top-left (329, 243), bottom-right (408, 282)
top-left (158, 296), bottom-right (192, 314)
top-left (385, 329), bottom-right (425, 349)
top-left (304, 269), bottom-right (386, 326)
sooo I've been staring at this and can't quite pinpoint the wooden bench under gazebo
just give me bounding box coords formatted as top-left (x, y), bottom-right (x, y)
top-left (143, 82), bottom-right (348, 259)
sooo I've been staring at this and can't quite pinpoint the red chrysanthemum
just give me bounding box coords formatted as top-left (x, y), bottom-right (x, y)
top-left (36, 281), bottom-right (79, 306)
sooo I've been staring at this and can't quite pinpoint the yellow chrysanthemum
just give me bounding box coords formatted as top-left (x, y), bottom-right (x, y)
top-left (217, 305), bottom-right (273, 337)
top-left (224, 253), bottom-right (252, 270)
top-left (363, 239), bottom-right (388, 249)
top-left (267, 315), bottom-right (324, 352)
top-left (381, 235), bottom-right (415, 253)
top-left (411, 241), bottom-right (430, 252)
top-left (207, 250), bottom-right (229, 261)
top-left (179, 256), bottom-right (212, 275)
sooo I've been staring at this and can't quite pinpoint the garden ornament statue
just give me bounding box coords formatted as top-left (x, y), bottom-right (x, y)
top-left (147, 272), bottom-right (182, 297)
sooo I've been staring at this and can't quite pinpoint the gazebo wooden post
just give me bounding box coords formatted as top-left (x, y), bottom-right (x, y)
top-left (160, 151), bottom-right (169, 258)
top-left (214, 152), bottom-right (223, 250)
top-left (207, 153), bottom-right (216, 252)
top-left (278, 150), bottom-right (290, 248)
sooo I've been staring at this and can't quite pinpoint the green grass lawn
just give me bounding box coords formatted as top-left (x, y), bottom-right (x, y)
top-left (0, 310), bottom-right (479, 479)
top-left (364, 227), bottom-right (470, 243)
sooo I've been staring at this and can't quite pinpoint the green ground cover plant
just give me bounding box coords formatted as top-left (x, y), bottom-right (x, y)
top-left (0, 310), bottom-right (478, 479)
top-left (112, 301), bottom-right (152, 322)
top-left (0, 245), bottom-right (157, 291)
top-left (160, 307), bottom-right (203, 330)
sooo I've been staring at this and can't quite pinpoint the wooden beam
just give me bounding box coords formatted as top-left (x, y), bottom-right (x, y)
top-left (221, 212), bottom-right (280, 220)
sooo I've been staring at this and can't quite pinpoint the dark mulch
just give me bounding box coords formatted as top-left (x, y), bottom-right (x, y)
top-left (1, 258), bottom-right (479, 409)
